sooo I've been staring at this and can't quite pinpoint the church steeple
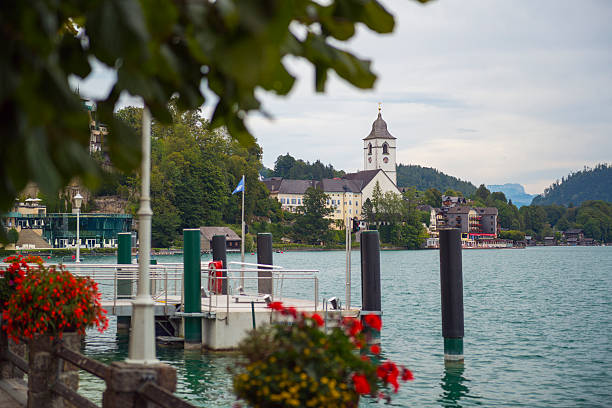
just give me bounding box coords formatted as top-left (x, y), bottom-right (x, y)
top-left (363, 105), bottom-right (397, 185)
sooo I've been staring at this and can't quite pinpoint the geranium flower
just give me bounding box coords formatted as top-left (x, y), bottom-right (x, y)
top-left (267, 301), bottom-right (284, 311)
top-left (352, 373), bottom-right (371, 395)
top-left (311, 313), bottom-right (324, 327)
top-left (364, 314), bottom-right (382, 331)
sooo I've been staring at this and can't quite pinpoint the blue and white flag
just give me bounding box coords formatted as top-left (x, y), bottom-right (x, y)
top-left (232, 176), bottom-right (245, 194)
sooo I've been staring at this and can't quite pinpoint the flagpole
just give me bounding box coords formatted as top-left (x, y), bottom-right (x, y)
top-left (241, 174), bottom-right (245, 288)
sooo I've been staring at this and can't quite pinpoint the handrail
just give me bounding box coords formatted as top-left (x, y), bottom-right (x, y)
top-left (55, 345), bottom-right (110, 379)
top-left (138, 382), bottom-right (197, 408)
top-left (52, 381), bottom-right (99, 408)
top-left (5, 347), bottom-right (28, 373)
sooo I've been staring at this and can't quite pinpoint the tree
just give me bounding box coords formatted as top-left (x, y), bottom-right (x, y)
top-left (7, 229), bottom-right (19, 245)
top-left (362, 198), bottom-right (374, 224)
top-left (292, 188), bottom-right (333, 245)
top-left (474, 184), bottom-right (491, 202)
top-left (2, 0), bottom-right (419, 238)
top-left (423, 188), bottom-right (442, 208)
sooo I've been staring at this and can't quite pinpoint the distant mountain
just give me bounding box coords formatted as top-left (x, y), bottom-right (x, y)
top-left (487, 183), bottom-right (536, 208)
top-left (531, 163), bottom-right (612, 206)
top-left (396, 164), bottom-right (477, 196)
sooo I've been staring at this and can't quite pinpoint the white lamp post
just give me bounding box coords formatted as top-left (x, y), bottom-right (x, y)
top-left (126, 106), bottom-right (158, 364)
top-left (73, 193), bottom-right (83, 263)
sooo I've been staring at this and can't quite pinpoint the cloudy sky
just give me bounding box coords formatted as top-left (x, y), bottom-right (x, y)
top-left (78, 0), bottom-right (612, 195)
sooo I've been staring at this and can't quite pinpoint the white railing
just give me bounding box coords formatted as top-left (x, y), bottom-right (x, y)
top-left (0, 261), bottom-right (320, 315)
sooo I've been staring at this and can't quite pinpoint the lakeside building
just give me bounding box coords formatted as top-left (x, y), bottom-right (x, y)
top-left (3, 199), bottom-right (132, 249)
top-left (263, 109), bottom-right (400, 224)
top-left (199, 227), bottom-right (241, 251)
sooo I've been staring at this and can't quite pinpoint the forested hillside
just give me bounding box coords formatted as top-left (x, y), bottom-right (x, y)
top-left (97, 103), bottom-right (282, 248)
top-left (396, 164), bottom-right (476, 196)
top-left (531, 164), bottom-right (612, 206)
top-left (266, 154), bottom-right (345, 180)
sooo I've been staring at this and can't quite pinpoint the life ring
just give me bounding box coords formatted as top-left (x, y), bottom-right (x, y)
top-left (207, 261), bottom-right (223, 293)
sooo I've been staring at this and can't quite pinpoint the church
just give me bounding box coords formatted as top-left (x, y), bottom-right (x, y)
top-left (263, 107), bottom-right (401, 223)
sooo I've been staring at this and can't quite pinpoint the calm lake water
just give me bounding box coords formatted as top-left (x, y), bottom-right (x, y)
top-left (74, 246), bottom-right (612, 407)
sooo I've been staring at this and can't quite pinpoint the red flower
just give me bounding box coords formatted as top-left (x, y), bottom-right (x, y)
top-left (268, 301), bottom-right (284, 311)
top-left (370, 344), bottom-right (381, 355)
top-left (352, 373), bottom-right (371, 395)
top-left (311, 313), bottom-right (324, 327)
top-left (364, 314), bottom-right (382, 331)
top-left (401, 367), bottom-right (414, 381)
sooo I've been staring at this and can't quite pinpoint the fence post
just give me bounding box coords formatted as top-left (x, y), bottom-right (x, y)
top-left (0, 330), bottom-right (24, 380)
top-left (256, 233), bottom-right (273, 295)
top-left (211, 235), bottom-right (227, 295)
top-left (27, 333), bottom-right (81, 408)
top-left (103, 362), bottom-right (177, 407)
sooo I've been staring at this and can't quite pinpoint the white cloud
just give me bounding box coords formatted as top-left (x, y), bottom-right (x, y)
top-left (74, 0), bottom-right (612, 195)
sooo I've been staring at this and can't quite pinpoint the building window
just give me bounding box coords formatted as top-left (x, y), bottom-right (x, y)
top-left (349, 200), bottom-right (352, 205)
top-left (291, 199), bottom-right (296, 204)
top-left (356, 201), bottom-right (359, 206)
top-left (331, 200), bottom-right (335, 205)
top-left (298, 199), bottom-right (301, 204)
top-left (336, 210), bottom-right (340, 213)
top-left (327, 200), bottom-right (330, 204)
top-left (382, 142), bottom-right (389, 155)
top-left (281, 198), bottom-right (285, 204)
top-left (368, 143), bottom-right (372, 155)
top-left (349, 209), bottom-right (351, 214)
top-left (356, 210), bottom-right (359, 215)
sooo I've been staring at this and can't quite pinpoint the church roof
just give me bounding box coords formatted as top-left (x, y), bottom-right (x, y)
top-left (343, 169), bottom-right (381, 186)
top-left (277, 179), bottom-right (317, 194)
top-left (318, 179), bottom-right (364, 193)
top-left (363, 112), bottom-right (396, 141)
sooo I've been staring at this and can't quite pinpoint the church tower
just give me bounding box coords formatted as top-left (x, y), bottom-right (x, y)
top-left (363, 105), bottom-right (397, 185)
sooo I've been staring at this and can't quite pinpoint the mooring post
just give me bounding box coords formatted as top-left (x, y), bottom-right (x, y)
top-left (257, 233), bottom-right (273, 295)
top-left (211, 235), bottom-right (228, 295)
top-left (360, 230), bottom-right (382, 344)
top-left (439, 228), bottom-right (464, 361)
top-left (116, 232), bottom-right (132, 332)
top-left (184, 228), bottom-right (202, 348)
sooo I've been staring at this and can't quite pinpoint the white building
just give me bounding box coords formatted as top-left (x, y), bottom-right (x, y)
top-left (263, 106), bottom-right (400, 222)
top-left (363, 107), bottom-right (397, 185)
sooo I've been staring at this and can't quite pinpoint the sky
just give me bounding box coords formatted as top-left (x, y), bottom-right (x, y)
top-left (76, 0), bottom-right (612, 195)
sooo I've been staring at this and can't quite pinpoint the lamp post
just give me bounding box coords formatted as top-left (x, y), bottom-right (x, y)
top-left (126, 106), bottom-right (158, 364)
top-left (73, 193), bottom-right (83, 263)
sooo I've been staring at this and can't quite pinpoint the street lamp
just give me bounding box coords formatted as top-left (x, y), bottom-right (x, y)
top-left (73, 192), bottom-right (83, 263)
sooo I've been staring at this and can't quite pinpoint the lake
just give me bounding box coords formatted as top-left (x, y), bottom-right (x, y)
top-left (75, 246), bottom-right (612, 407)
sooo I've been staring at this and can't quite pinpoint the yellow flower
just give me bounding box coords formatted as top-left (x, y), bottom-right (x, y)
top-left (269, 356), bottom-right (277, 363)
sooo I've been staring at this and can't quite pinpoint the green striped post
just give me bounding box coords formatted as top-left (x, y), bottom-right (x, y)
top-left (116, 232), bottom-right (132, 331)
top-left (184, 229), bottom-right (202, 345)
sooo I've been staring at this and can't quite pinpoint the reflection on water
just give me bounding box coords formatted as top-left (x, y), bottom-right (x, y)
top-left (438, 361), bottom-right (480, 407)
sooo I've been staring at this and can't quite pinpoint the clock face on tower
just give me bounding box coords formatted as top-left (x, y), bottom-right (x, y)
top-left (383, 157), bottom-right (389, 163)
top-left (368, 157), bottom-right (372, 163)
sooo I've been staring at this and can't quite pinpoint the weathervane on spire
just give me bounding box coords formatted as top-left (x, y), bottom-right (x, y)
top-left (378, 102), bottom-right (382, 113)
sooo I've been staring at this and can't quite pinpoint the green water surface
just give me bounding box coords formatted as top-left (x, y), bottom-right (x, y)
top-left (74, 246), bottom-right (611, 407)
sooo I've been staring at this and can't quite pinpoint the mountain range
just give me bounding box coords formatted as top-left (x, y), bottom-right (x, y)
top-left (487, 183), bottom-right (537, 208)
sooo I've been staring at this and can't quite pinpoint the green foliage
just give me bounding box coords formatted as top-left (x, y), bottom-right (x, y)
top-left (499, 230), bottom-right (525, 242)
top-left (423, 188), bottom-right (442, 207)
top-left (7, 229), bottom-right (19, 245)
top-left (292, 188), bottom-right (333, 244)
top-left (272, 153), bottom-right (345, 180)
top-left (113, 103), bottom-right (283, 247)
top-left (396, 164), bottom-right (476, 196)
top-left (1, 0), bottom-right (407, 238)
top-left (531, 163), bottom-right (612, 206)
